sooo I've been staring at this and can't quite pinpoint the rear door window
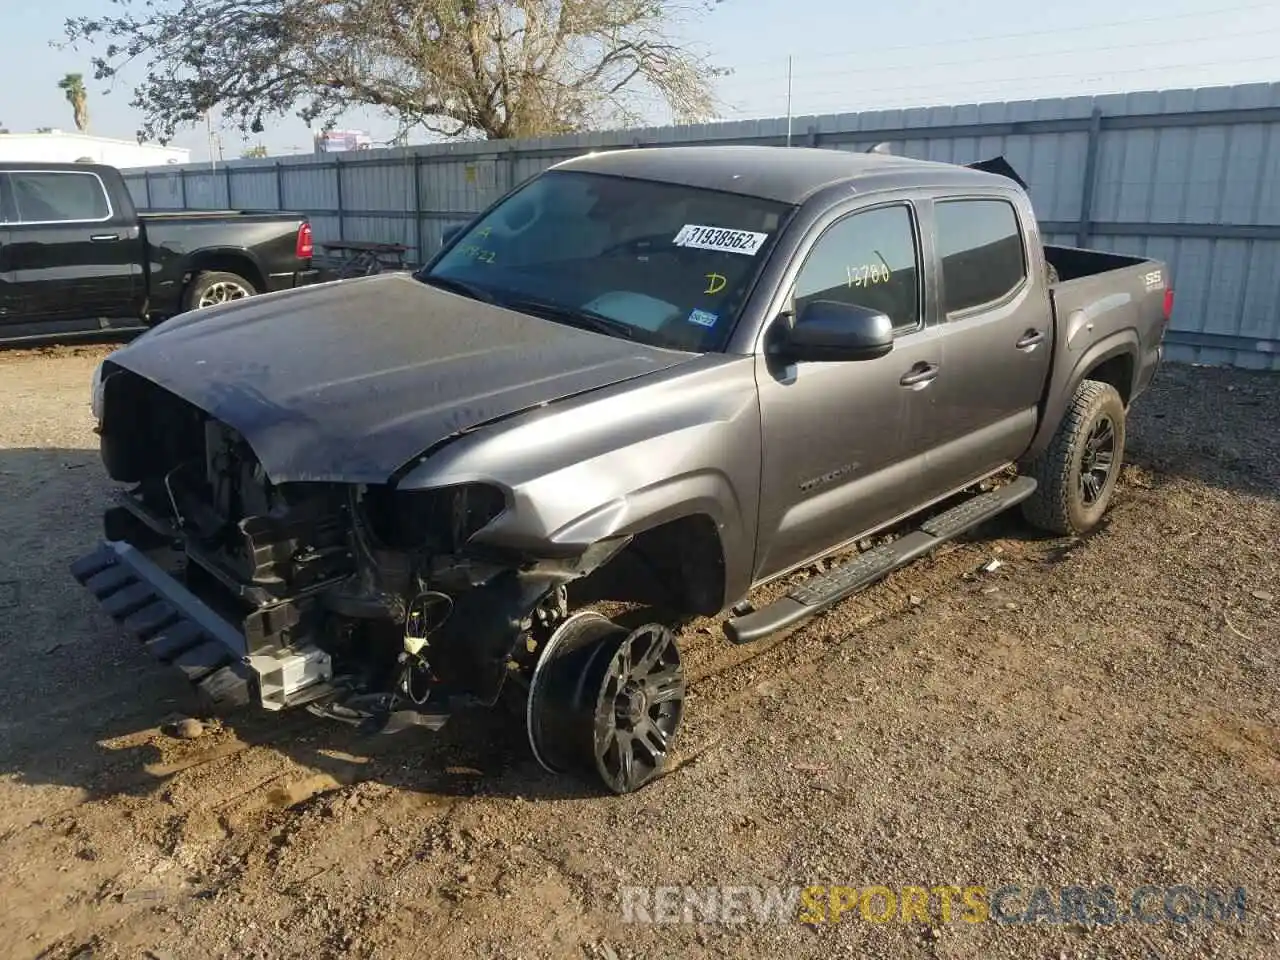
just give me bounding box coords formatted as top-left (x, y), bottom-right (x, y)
top-left (934, 198), bottom-right (1026, 316)
top-left (9, 171), bottom-right (112, 224)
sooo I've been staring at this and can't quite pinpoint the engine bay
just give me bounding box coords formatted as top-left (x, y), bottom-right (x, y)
top-left (94, 364), bottom-right (567, 725)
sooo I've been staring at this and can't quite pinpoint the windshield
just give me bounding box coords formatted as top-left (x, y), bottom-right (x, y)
top-left (419, 170), bottom-right (792, 351)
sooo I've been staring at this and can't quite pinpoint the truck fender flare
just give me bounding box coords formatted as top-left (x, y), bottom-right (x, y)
top-left (182, 245), bottom-right (268, 290)
top-left (1026, 328), bottom-right (1140, 462)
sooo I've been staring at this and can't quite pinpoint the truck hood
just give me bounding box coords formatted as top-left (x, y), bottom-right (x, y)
top-left (108, 273), bottom-right (694, 484)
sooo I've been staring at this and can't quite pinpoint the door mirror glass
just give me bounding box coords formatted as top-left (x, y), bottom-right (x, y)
top-left (781, 300), bottom-right (894, 362)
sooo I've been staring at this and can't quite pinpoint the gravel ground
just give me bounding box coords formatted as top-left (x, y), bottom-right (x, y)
top-left (0, 345), bottom-right (1276, 960)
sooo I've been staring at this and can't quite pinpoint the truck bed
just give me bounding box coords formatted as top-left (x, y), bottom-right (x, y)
top-left (138, 209), bottom-right (304, 223)
top-left (1037, 242), bottom-right (1169, 435)
top-left (1044, 244), bottom-right (1152, 283)
top-left (1044, 244), bottom-right (1168, 333)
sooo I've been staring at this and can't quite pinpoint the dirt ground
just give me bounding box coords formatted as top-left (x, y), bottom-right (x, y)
top-left (0, 343), bottom-right (1276, 960)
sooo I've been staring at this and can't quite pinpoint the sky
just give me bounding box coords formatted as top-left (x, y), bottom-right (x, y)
top-left (3, 0), bottom-right (1280, 161)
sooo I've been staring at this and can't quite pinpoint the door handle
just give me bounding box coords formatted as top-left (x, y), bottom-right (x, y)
top-left (1016, 329), bottom-right (1046, 350)
top-left (899, 362), bottom-right (940, 388)
top-left (90, 233), bottom-right (121, 243)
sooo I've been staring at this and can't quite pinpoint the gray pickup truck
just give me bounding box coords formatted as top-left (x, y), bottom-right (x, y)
top-left (72, 145), bottom-right (1171, 794)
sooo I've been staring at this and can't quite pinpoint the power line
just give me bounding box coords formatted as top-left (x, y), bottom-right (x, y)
top-left (745, 0), bottom-right (1280, 72)
top-left (732, 53), bottom-right (1280, 103)
top-left (717, 53), bottom-right (1280, 116)
top-left (725, 25), bottom-right (1280, 90)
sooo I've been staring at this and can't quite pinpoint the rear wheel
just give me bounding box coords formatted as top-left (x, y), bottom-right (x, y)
top-left (1020, 379), bottom-right (1126, 535)
top-left (183, 270), bottom-right (258, 311)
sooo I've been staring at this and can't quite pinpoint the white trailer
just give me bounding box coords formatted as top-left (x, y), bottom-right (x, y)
top-left (0, 131), bottom-right (189, 169)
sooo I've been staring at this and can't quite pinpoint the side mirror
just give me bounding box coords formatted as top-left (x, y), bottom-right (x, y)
top-left (779, 300), bottom-right (895, 362)
top-left (441, 224), bottom-right (465, 248)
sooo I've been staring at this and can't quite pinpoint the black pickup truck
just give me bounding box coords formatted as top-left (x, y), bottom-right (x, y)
top-left (0, 161), bottom-right (319, 342)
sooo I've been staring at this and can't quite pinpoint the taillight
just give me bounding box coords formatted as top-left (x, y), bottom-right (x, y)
top-left (296, 221), bottom-right (314, 260)
top-left (1163, 288), bottom-right (1174, 322)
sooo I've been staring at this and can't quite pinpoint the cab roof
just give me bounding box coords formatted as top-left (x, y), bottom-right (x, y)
top-left (552, 144), bottom-right (1012, 206)
top-left (0, 161), bottom-right (120, 176)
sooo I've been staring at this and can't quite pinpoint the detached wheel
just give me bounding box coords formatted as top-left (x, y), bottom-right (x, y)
top-left (1020, 378), bottom-right (1126, 535)
top-left (527, 611), bottom-right (686, 795)
top-left (183, 270), bottom-right (257, 311)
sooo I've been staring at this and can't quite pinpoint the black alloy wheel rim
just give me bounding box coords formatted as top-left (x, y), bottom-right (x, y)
top-left (527, 613), bottom-right (685, 794)
top-left (590, 623), bottom-right (685, 795)
top-left (1079, 414), bottom-right (1116, 506)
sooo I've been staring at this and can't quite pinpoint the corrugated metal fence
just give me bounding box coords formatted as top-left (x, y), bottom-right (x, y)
top-left (123, 82), bottom-right (1280, 370)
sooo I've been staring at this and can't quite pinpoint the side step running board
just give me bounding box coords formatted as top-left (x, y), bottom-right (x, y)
top-left (723, 476), bottom-right (1037, 645)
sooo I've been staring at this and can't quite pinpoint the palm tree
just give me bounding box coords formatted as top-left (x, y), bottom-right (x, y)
top-left (58, 73), bottom-right (89, 132)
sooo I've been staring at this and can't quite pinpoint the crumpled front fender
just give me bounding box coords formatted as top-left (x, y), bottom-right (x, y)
top-left (395, 353), bottom-right (763, 611)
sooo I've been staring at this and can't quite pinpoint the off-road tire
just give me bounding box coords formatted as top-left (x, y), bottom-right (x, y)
top-left (182, 270), bottom-right (258, 312)
top-left (1019, 379), bottom-right (1126, 535)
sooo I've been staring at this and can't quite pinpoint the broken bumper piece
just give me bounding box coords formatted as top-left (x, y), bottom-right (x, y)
top-left (70, 541), bottom-right (333, 711)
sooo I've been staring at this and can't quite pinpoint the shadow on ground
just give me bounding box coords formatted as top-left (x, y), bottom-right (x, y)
top-left (0, 327), bottom-right (143, 353)
top-left (1126, 362), bottom-right (1279, 498)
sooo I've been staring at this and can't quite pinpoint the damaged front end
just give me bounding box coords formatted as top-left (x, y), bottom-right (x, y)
top-left (72, 363), bottom-right (614, 734)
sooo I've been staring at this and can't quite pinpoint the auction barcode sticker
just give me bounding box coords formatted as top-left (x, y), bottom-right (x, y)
top-left (673, 224), bottom-right (769, 256)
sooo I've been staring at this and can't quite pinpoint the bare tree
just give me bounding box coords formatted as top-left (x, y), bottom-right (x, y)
top-left (61, 1), bottom-right (728, 144)
top-left (58, 73), bottom-right (90, 132)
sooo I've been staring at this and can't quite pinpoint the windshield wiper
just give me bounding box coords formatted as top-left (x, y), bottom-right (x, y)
top-left (418, 273), bottom-right (497, 303)
top-left (502, 296), bottom-right (639, 341)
